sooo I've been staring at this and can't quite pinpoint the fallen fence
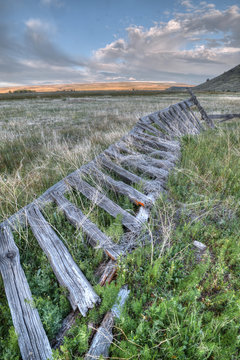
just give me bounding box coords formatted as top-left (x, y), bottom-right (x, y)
top-left (0, 91), bottom-right (233, 359)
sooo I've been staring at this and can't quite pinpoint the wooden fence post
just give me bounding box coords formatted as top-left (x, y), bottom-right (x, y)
top-left (187, 88), bottom-right (215, 128)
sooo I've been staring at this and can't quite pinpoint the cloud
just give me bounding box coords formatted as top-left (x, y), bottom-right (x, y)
top-left (24, 18), bottom-right (85, 67)
top-left (88, 4), bottom-right (240, 83)
top-left (41, 0), bottom-right (64, 7)
top-left (0, 13), bottom-right (86, 86)
top-left (0, 1), bottom-right (239, 86)
top-left (181, 1), bottom-right (195, 9)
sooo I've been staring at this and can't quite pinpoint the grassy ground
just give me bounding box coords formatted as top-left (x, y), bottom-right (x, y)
top-left (0, 93), bottom-right (190, 222)
top-left (0, 94), bottom-right (240, 359)
top-left (1, 93), bottom-right (240, 223)
top-left (107, 122), bottom-right (240, 360)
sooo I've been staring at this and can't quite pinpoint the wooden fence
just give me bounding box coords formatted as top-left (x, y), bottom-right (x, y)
top-left (0, 91), bottom-right (231, 359)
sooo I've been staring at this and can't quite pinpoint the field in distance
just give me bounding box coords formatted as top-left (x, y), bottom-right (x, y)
top-left (0, 81), bottom-right (191, 94)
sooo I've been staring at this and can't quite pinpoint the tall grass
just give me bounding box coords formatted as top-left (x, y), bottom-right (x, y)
top-left (0, 94), bottom-right (182, 221)
top-left (1, 93), bottom-right (239, 222)
top-left (108, 120), bottom-right (240, 360)
top-left (0, 94), bottom-right (240, 359)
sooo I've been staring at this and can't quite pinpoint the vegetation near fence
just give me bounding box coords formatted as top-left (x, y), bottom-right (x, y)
top-left (0, 93), bottom-right (240, 359)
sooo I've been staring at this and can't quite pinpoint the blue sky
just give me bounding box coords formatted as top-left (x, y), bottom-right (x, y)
top-left (0, 0), bottom-right (240, 86)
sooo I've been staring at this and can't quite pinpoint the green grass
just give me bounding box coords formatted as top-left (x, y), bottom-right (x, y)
top-left (0, 95), bottom-right (240, 359)
top-left (107, 122), bottom-right (240, 360)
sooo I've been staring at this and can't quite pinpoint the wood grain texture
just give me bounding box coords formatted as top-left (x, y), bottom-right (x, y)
top-left (105, 145), bottom-right (169, 181)
top-left (170, 105), bottom-right (199, 134)
top-left (81, 163), bottom-right (153, 208)
top-left (66, 174), bottom-right (140, 232)
top-left (187, 88), bottom-right (215, 128)
top-left (180, 101), bottom-right (204, 131)
top-left (130, 132), bottom-right (180, 153)
top-left (98, 154), bottom-right (146, 185)
top-left (115, 140), bottom-right (175, 171)
top-left (85, 286), bottom-right (130, 360)
top-left (174, 103), bottom-right (200, 133)
top-left (164, 108), bottom-right (193, 136)
top-left (209, 113), bottom-right (240, 121)
top-left (136, 120), bottom-right (165, 137)
top-left (51, 192), bottom-right (123, 260)
top-left (148, 113), bottom-right (174, 136)
top-left (27, 205), bottom-right (100, 315)
top-left (84, 311), bottom-right (114, 360)
top-left (99, 259), bottom-right (118, 286)
top-left (51, 310), bottom-right (77, 349)
top-left (125, 136), bottom-right (178, 163)
top-left (0, 225), bottom-right (52, 360)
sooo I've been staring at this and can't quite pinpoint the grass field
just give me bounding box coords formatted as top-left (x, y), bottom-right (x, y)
top-left (0, 92), bottom-right (240, 359)
top-left (0, 81), bottom-right (190, 94)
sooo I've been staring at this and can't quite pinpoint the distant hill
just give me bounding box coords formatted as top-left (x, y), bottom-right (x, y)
top-left (194, 64), bottom-right (240, 92)
top-left (0, 81), bottom-right (190, 94)
top-left (165, 86), bottom-right (189, 92)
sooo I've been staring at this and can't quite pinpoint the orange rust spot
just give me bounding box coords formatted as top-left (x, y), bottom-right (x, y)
top-left (134, 200), bottom-right (145, 207)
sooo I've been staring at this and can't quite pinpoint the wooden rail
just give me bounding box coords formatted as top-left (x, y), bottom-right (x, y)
top-left (209, 113), bottom-right (240, 122)
top-left (0, 92), bottom-right (216, 359)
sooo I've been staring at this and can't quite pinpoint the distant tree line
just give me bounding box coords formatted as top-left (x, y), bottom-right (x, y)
top-left (8, 89), bottom-right (36, 94)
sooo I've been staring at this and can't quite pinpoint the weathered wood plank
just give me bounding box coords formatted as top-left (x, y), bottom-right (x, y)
top-left (99, 259), bottom-right (117, 286)
top-left (85, 286), bottom-right (130, 360)
top-left (130, 132), bottom-right (180, 153)
top-left (51, 310), bottom-right (77, 349)
top-left (154, 112), bottom-right (176, 135)
top-left (159, 110), bottom-right (182, 135)
top-left (136, 120), bottom-right (165, 137)
top-left (209, 113), bottom-right (240, 121)
top-left (85, 312), bottom-right (114, 360)
top-left (51, 192), bottom-right (123, 260)
top-left (148, 113), bottom-right (174, 136)
top-left (168, 106), bottom-right (191, 134)
top-left (163, 109), bottom-right (190, 136)
top-left (105, 146), bottom-right (169, 181)
top-left (174, 103), bottom-right (201, 133)
top-left (66, 174), bottom-right (140, 232)
top-left (140, 98), bottom-right (194, 122)
top-left (171, 104), bottom-right (200, 134)
top-left (81, 163), bottom-right (153, 208)
top-left (52, 259), bottom-right (118, 349)
top-left (27, 205), bottom-right (100, 315)
top-left (126, 136), bottom-right (178, 163)
top-left (115, 140), bottom-right (175, 171)
top-left (98, 154), bottom-right (146, 185)
top-left (187, 88), bottom-right (215, 128)
top-left (0, 225), bottom-right (52, 360)
top-left (180, 101), bottom-right (204, 131)
top-left (171, 105), bottom-right (199, 134)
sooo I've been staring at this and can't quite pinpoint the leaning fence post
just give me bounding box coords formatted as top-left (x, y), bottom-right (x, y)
top-left (187, 88), bottom-right (215, 128)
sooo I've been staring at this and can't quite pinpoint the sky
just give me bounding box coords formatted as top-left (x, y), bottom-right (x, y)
top-left (0, 0), bottom-right (240, 86)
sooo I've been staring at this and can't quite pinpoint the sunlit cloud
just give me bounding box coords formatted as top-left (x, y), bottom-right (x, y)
top-left (0, 2), bottom-right (239, 86)
top-left (88, 4), bottom-right (240, 83)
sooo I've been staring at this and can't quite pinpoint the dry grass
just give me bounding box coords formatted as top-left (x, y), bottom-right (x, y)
top-left (0, 93), bottom-right (239, 222)
top-left (0, 81), bottom-right (190, 94)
